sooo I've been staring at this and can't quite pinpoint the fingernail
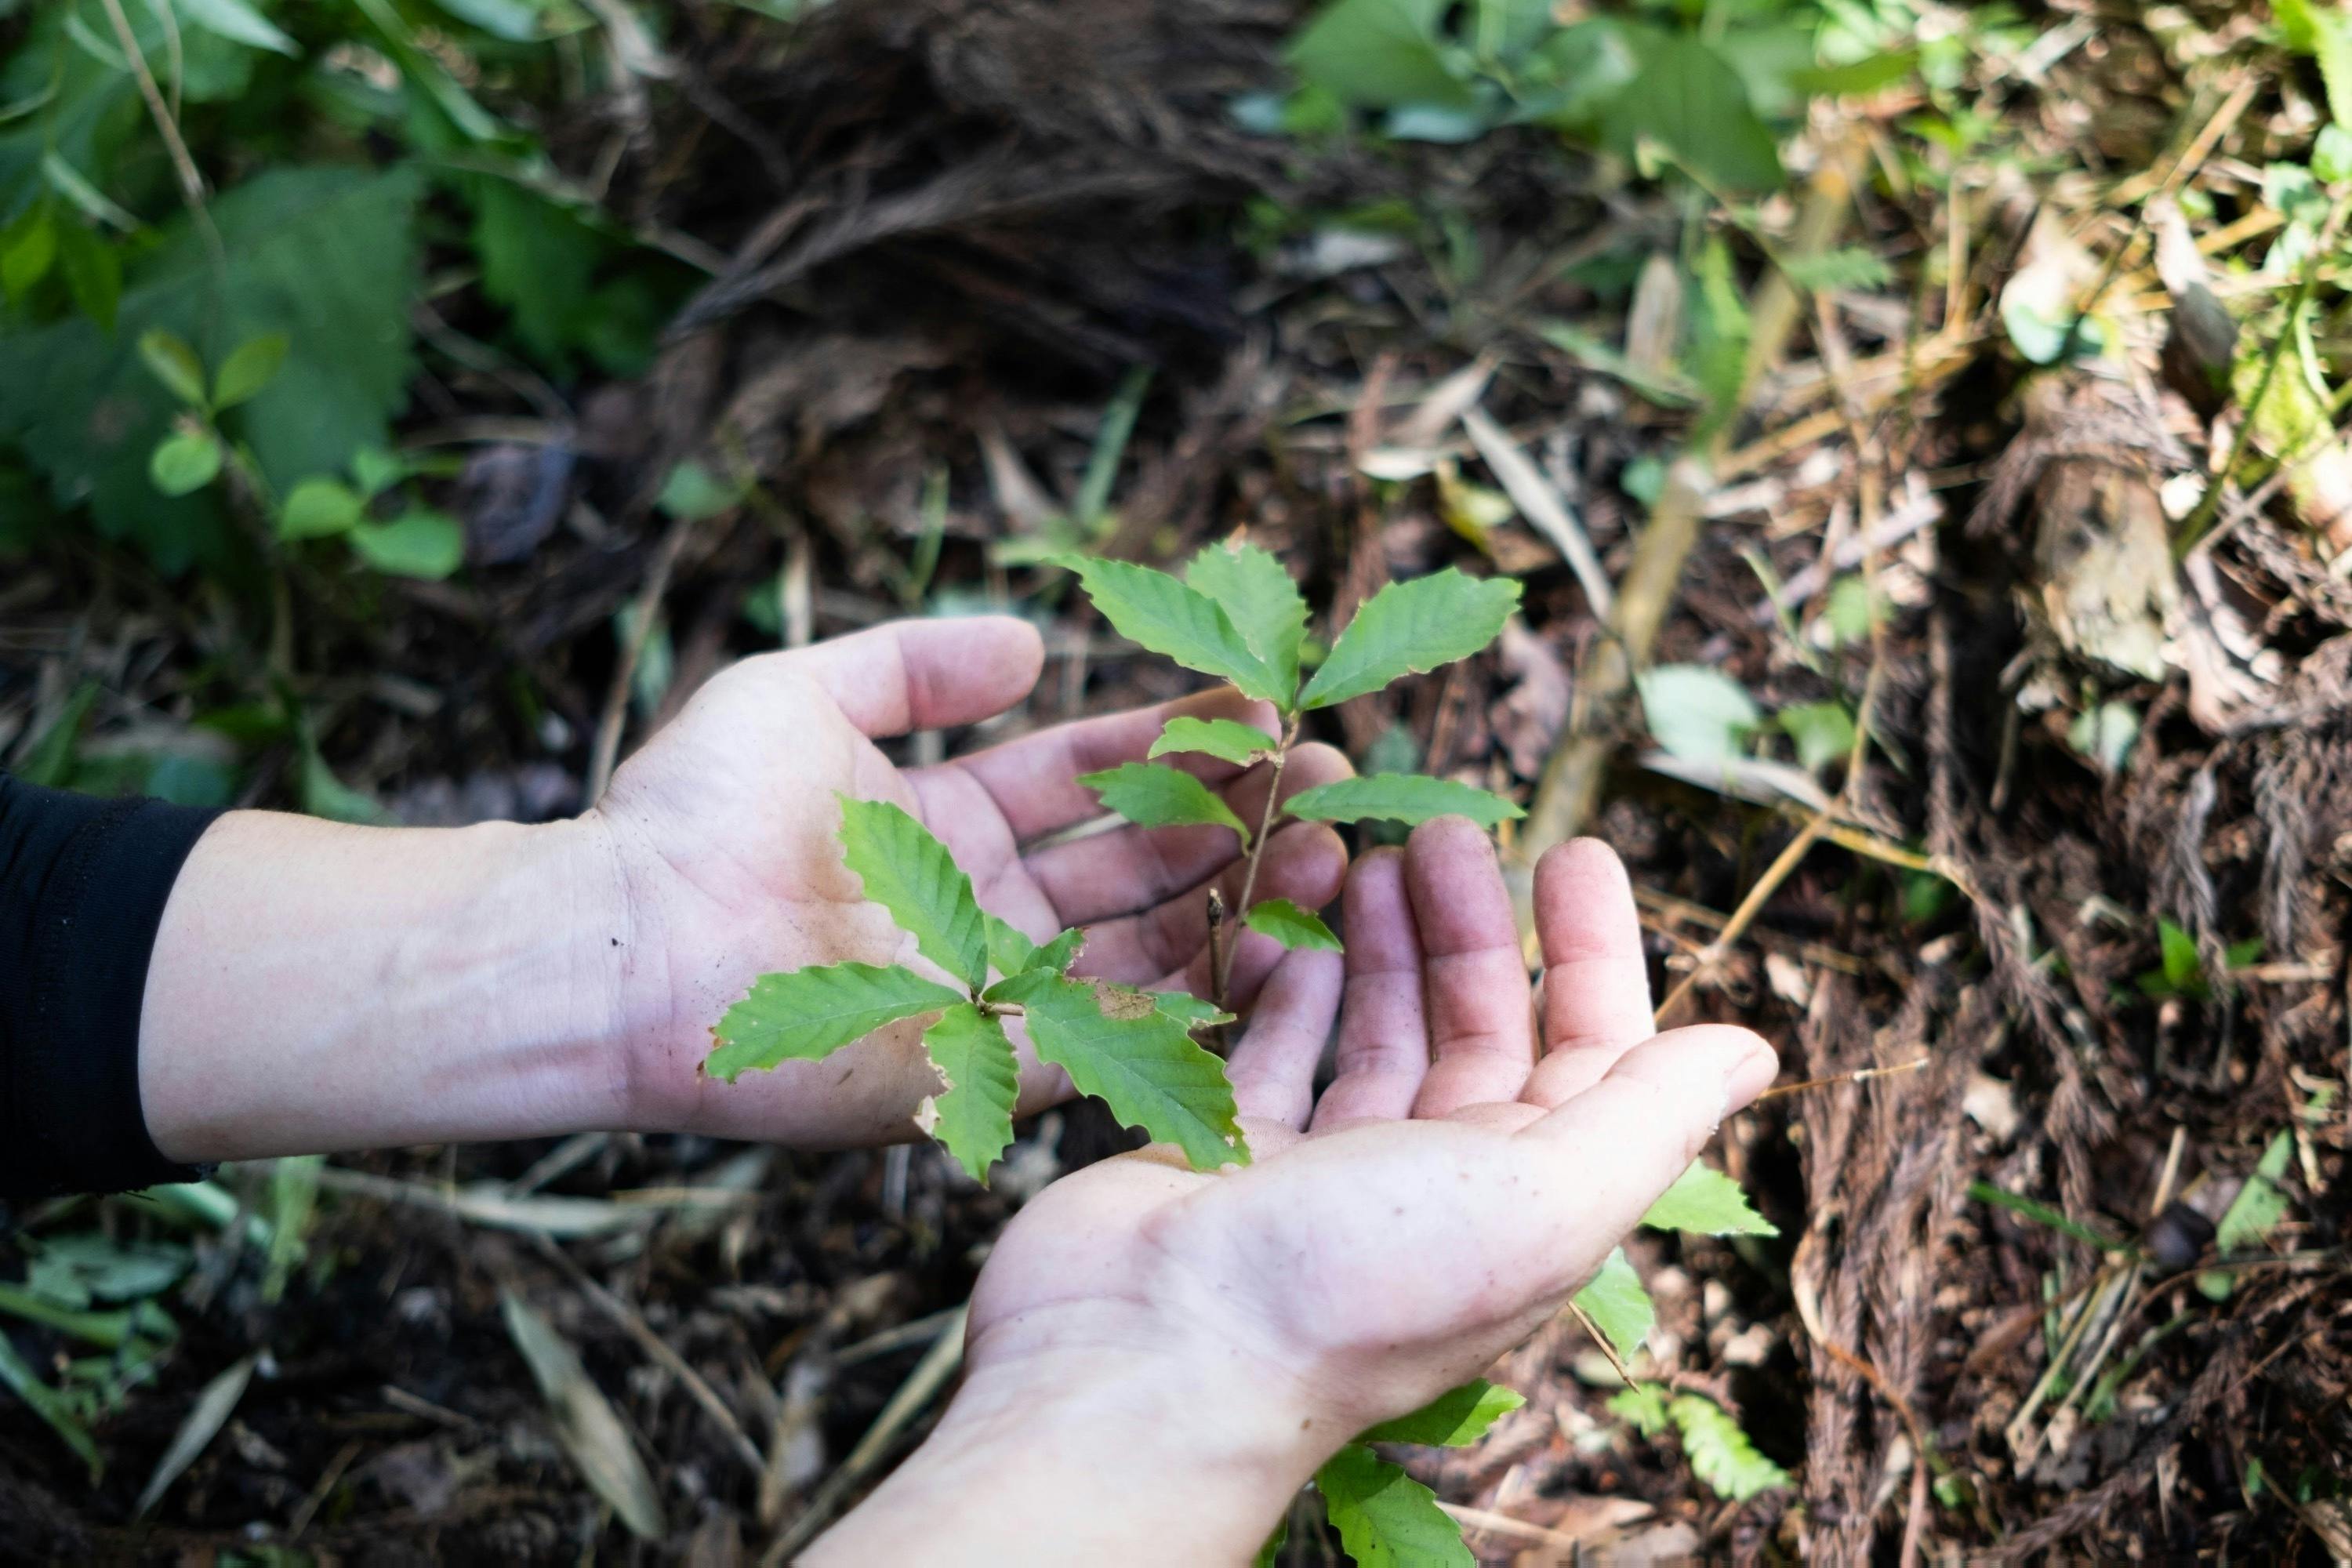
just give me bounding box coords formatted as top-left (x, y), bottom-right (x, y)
top-left (1724, 1042), bottom-right (1778, 1111)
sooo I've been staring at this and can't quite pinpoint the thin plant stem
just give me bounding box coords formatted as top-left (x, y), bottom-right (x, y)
top-left (1214, 713), bottom-right (1301, 1007)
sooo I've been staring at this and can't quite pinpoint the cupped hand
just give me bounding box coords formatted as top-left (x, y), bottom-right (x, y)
top-left (585, 615), bottom-right (1351, 1146)
top-left (960, 820), bottom-right (1778, 1457)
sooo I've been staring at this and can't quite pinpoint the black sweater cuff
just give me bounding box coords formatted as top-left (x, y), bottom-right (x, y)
top-left (1, 775), bottom-right (220, 1200)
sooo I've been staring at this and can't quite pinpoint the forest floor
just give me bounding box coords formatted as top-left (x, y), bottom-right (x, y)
top-left (3, 1), bottom-right (2350, 1563)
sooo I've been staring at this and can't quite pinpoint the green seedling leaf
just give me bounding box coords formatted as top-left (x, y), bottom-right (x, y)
top-left (1666, 1393), bottom-right (1791, 1501)
top-left (2318, 123), bottom-right (2352, 186)
top-left (1288, 0), bottom-right (1476, 111)
top-left (25, 1235), bottom-right (189, 1307)
top-left (1573, 1247), bottom-right (1653, 1363)
top-left (350, 510), bottom-right (464, 579)
top-left (984, 913), bottom-right (1053, 977)
top-left (147, 431), bottom-right (222, 497)
top-left (1056, 556), bottom-right (1285, 702)
top-left (211, 332), bottom-right (289, 410)
top-left (1080, 762), bottom-right (1251, 847)
top-left (1284, 773), bottom-right (1523, 828)
top-left (1778, 701), bottom-right (1856, 772)
top-left (1, 208), bottom-right (55, 301)
top-left (709, 963), bottom-right (964, 1081)
top-left (1642, 1162), bottom-right (1777, 1236)
top-left (280, 477), bottom-right (365, 540)
top-left (1149, 990), bottom-right (1236, 1030)
top-left (1775, 243), bottom-right (1893, 295)
top-left (0, 1334), bottom-right (101, 1479)
top-left (837, 795), bottom-right (990, 989)
top-left (1301, 568), bottom-right (1521, 710)
top-left (1243, 898), bottom-right (1342, 952)
top-left (1315, 1443), bottom-right (1474, 1568)
top-left (2200, 1131), bottom-right (2295, 1299)
top-left (1150, 716), bottom-right (1282, 768)
top-left (991, 971), bottom-right (1247, 1170)
top-left (1635, 664), bottom-right (1760, 764)
top-left (1032, 927), bottom-right (1085, 975)
top-left (918, 1004), bottom-right (1021, 1181)
top-left (1359, 1380), bottom-right (1524, 1446)
top-left (138, 329), bottom-right (208, 408)
top-left (1610, 1381), bottom-right (1670, 1436)
top-left (1603, 33), bottom-right (1784, 191)
top-left (1186, 540), bottom-right (1310, 697)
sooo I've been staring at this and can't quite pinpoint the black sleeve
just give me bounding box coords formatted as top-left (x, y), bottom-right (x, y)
top-left (0, 774), bottom-right (220, 1200)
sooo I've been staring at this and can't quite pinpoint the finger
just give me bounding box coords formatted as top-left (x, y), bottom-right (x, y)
top-left (1516, 1025), bottom-right (1778, 1252)
top-left (1025, 741), bottom-right (1352, 927)
top-left (1224, 948), bottom-right (1342, 1131)
top-left (946, 688), bottom-right (1279, 844)
top-left (1522, 838), bottom-right (1655, 1110)
top-left (1309, 850), bottom-right (1429, 1131)
top-left (1075, 818), bottom-right (1345, 986)
top-left (1402, 818), bottom-right (1538, 1120)
top-left (795, 616), bottom-right (1044, 738)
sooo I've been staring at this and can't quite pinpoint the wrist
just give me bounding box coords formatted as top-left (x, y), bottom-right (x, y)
top-left (808, 1330), bottom-right (1338, 1568)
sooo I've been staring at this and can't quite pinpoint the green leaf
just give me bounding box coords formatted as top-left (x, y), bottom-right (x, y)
top-left (0, 168), bottom-right (423, 575)
top-left (54, 223), bottom-right (121, 333)
top-left (2067, 700), bottom-right (2140, 774)
top-left (1635, 664), bottom-right (1761, 764)
top-left (984, 914), bottom-right (1040, 976)
top-left (211, 332), bottom-right (289, 410)
top-left (1777, 701), bottom-right (1855, 772)
top-left (351, 509), bottom-right (465, 579)
top-left (1608, 1381), bottom-right (1671, 1437)
top-left (1055, 555), bottom-right (1285, 702)
top-left (2158, 919), bottom-right (2200, 993)
top-left (1572, 1247), bottom-right (1653, 1362)
top-left (1, 206), bottom-right (54, 301)
top-left (1243, 898), bottom-right (1342, 952)
top-left (837, 795), bottom-right (990, 990)
top-left (1033, 927), bottom-right (1085, 975)
top-left (1787, 50), bottom-right (1918, 98)
top-left (469, 176), bottom-right (608, 366)
top-left (1289, 0), bottom-right (1477, 111)
top-left (1300, 568), bottom-right (1520, 710)
top-left (919, 1004), bottom-right (1022, 1182)
top-left (1283, 773), bottom-right (1523, 829)
top-left (1149, 990), bottom-right (1235, 1030)
top-left (147, 431), bottom-right (221, 497)
top-left (1313, 1443), bottom-right (1473, 1568)
top-left (139, 329), bottom-right (208, 407)
top-left (1668, 1394), bottom-right (1791, 1501)
top-left (1602, 33), bottom-right (1785, 191)
top-left (174, 0), bottom-right (300, 56)
top-left (708, 962), bottom-right (965, 1082)
top-left (1186, 540), bottom-right (1310, 698)
top-left (1641, 1162), bottom-right (1777, 1236)
top-left (1359, 1380), bottom-right (1524, 1446)
top-left (1080, 762), bottom-right (1251, 847)
top-left (280, 477), bottom-right (365, 540)
top-left (656, 459), bottom-right (742, 521)
top-left (0, 1334), bottom-right (101, 1480)
top-left (990, 971), bottom-right (1247, 1171)
top-left (2201, 1131), bottom-right (2296, 1299)
top-left (1777, 246), bottom-right (1893, 293)
top-left (1149, 716), bottom-right (1282, 768)
top-left (2318, 123), bottom-right (2352, 185)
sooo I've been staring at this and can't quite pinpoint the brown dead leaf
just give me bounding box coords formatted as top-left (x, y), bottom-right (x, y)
top-left (1490, 619), bottom-right (1570, 779)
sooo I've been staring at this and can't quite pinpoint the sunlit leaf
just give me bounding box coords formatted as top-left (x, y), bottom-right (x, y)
top-left (1314, 1443), bottom-right (1474, 1567)
top-left (1055, 555), bottom-right (1285, 702)
top-left (837, 795), bottom-right (989, 989)
top-left (1635, 664), bottom-right (1760, 764)
top-left (350, 509), bottom-right (464, 579)
top-left (919, 1004), bottom-right (1021, 1182)
top-left (1080, 761), bottom-right (1251, 847)
top-left (991, 971), bottom-right (1247, 1171)
top-left (1149, 716), bottom-right (1281, 768)
top-left (1573, 1247), bottom-right (1653, 1362)
top-left (1283, 773), bottom-right (1523, 828)
top-left (147, 431), bottom-right (221, 497)
top-left (280, 477), bottom-right (365, 541)
top-left (1243, 897), bottom-right (1342, 952)
top-left (708, 962), bottom-right (964, 1082)
top-left (1359, 1379), bottom-right (1524, 1446)
top-left (1301, 568), bottom-right (1520, 710)
top-left (1641, 1162), bottom-right (1777, 1236)
top-left (211, 332), bottom-right (289, 409)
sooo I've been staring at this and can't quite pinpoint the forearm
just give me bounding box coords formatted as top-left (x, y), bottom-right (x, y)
top-left (805, 1348), bottom-right (1330, 1568)
top-left (139, 809), bottom-right (630, 1163)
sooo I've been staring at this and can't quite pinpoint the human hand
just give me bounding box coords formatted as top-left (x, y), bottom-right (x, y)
top-left (805, 821), bottom-right (1776, 1566)
top-left (586, 615), bottom-right (1351, 1147)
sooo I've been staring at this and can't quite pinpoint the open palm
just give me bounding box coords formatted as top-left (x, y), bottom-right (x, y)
top-left (589, 616), bottom-right (1351, 1146)
top-left (961, 822), bottom-right (1778, 1437)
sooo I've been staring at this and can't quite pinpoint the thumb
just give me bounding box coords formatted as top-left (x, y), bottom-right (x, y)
top-left (794, 616), bottom-right (1044, 739)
